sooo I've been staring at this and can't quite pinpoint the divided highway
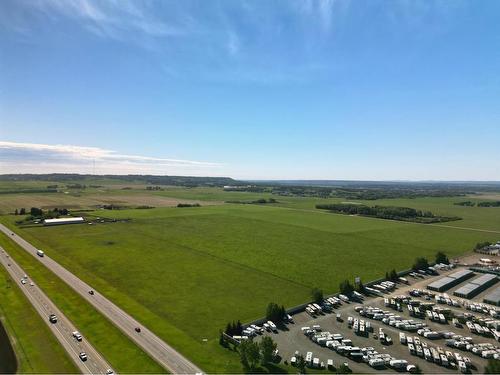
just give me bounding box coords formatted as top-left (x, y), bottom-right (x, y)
top-left (0, 223), bottom-right (203, 374)
top-left (0, 246), bottom-right (113, 374)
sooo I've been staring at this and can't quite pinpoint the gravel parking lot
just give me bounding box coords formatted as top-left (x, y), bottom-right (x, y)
top-left (255, 253), bottom-right (499, 373)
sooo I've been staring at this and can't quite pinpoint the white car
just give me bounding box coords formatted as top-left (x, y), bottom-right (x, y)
top-left (21, 279), bottom-right (26, 284)
top-left (72, 331), bottom-right (83, 341)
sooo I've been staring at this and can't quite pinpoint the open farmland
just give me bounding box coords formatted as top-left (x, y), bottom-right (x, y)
top-left (0, 188), bottom-right (219, 214)
top-left (2, 198), bottom-right (499, 372)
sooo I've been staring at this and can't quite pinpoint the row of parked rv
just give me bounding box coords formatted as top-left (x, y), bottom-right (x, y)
top-left (464, 301), bottom-right (500, 317)
top-left (401, 333), bottom-right (472, 373)
top-left (290, 349), bottom-right (342, 371)
top-left (365, 280), bottom-right (397, 294)
top-left (445, 338), bottom-right (499, 360)
top-left (464, 320), bottom-right (500, 340)
top-left (409, 289), bottom-right (462, 307)
top-left (300, 325), bottom-right (417, 372)
top-left (356, 305), bottom-right (428, 332)
top-left (237, 314), bottom-right (295, 340)
top-left (305, 294), bottom-right (356, 317)
top-left (347, 317), bottom-right (372, 337)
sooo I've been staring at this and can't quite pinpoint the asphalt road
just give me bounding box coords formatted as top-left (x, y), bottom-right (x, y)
top-left (0, 223), bottom-right (203, 374)
top-left (0, 246), bottom-right (113, 374)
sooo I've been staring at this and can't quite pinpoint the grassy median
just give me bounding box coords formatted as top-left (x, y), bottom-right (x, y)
top-left (0, 263), bottom-right (78, 373)
top-left (0, 232), bottom-right (165, 374)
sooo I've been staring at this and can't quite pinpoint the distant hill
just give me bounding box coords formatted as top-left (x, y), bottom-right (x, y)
top-left (0, 174), bottom-right (238, 187)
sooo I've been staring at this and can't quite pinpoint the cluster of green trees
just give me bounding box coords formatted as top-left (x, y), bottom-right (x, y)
top-left (266, 303), bottom-right (286, 323)
top-left (177, 203), bottom-right (201, 208)
top-left (224, 320), bottom-right (243, 336)
top-left (477, 201), bottom-right (500, 207)
top-left (272, 186), bottom-right (333, 198)
top-left (475, 241), bottom-right (492, 250)
top-left (316, 203), bottom-right (461, 223)
top-left (412, 257), bottom-right (430, 271)
top-left (435, 251), bottom-right (449, 264)
top-left (226, 198), bottom-right (277, 205)
top-left (67, 183), bottom-right (86, 189)
top-left (101, 204), bottom-right (124, 210)
top-left (339, 280), bottom-right (355, 295)
top-left (13, 208), bottom-right (26, 215)
top-left (238, 336), bottom-right (278, 371)
top-left (385, 269), bottom-right (399, 281)
top-left (454, 201), bottom-right (475, 206)
top-left (311, 288), bottom-right (324, 304)
top-left (269, 185), bottom-right (472, 200)
top-left (14, 207), bottom-right (69, 220)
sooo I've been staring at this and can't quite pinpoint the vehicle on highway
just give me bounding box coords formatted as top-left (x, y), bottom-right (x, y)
top-left (72, 331), bottom-right (83, 341)
top-left (36, 249), bottom-right (44, 257)
top-left (21, 279), bottom-right (26, 284)
top-left (49, 314), bottom-right (58, 323)
top-left (89, 290), bottom-right (94, 295)
top-left (107, 369), bottom-right (114, 374)
top-left (79, 352), bottom-right (88, 361)
top-left (30, 282), bottom-right (34, 286)
top-left (135, 327), bottom-right (141, 333)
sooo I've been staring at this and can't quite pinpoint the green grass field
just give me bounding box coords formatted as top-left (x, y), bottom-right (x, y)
top-left (0, 261), bottom-right (78, 373)
top-left (2, 189), bottom-right (499, 373)
top-left (0, 233), bottom-right (166, 374)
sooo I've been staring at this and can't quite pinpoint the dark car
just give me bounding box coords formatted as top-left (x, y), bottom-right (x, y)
top-left (89, 290), bottom-right (94, 295)
top-left (79, 352), bottom-right (88, 361)
top-left (49, 314), bottom-right (58, 323)
top-left (135, 327), bottom-right (141, 333)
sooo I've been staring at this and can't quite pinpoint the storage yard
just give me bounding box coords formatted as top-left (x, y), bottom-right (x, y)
top-left (246, 253), bottom-right (499, 374)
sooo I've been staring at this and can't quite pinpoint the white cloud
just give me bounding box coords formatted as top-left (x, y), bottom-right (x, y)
top-left (15, 0), bottom-right (187, 42)
top-left (0, 141), bottom-right (223, 175)
top-left (292, 0), bottom-right (350, 33)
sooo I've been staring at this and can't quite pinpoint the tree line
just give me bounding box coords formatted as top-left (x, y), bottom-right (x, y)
top-left (477, 201), bottom-right (500, 207)
top-left (177, 203), bottom-right (201, 208)
top-left (14, 207), bottom-right (69, 220)
top-left (316, 203), bottom-right (461, 223)
top-left (225, 198), bottom-right (278, 205)
top-left (454, 201), bottom-right (475, 206)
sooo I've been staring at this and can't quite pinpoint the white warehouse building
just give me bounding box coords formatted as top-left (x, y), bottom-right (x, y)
top-left (43, 217), bottom-right (85, 226)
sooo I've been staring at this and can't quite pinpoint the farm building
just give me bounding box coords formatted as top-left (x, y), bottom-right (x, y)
top-left (453, 273), bottom-right (498, 299)
top-left (484, 287), bottom-right (500, 306)
top-left (43, 217), bottom-right (85, 226)
top-left (427, 269), bottom-right (474, 292)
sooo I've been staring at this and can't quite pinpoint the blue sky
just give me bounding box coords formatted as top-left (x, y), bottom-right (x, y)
top-left (1, 0), bottom-right (499, 180)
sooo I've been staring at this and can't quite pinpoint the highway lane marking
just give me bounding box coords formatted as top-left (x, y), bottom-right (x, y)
top-left (0, 247), bottom-right (109, 374)
top-left (1, 225), bottom-right (199, 374)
